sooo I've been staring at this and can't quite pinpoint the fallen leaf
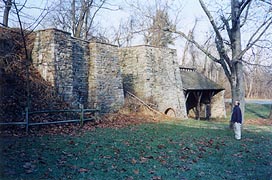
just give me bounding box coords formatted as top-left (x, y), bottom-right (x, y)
top-left (131, 158), bottom-right (137, 164)
top-left (78, 168), bottom-right (89, 173)
top-left (23, 162), bottom-right (36, 174)
top-left (23, 162), bottom-right (32, 169)
top-left (133, 169), bottom-right (139, 174)
top-left (152, 176), bottom-right (162, 180)
top-left (149, 169), bottom-right (155, 174)
top-left (198, 171), bottom-right (205, 176)
top-left (208, 139), bottom-right (214, 146)
top-left (140, 157), bottom-right (148, 163)
top-left (69, 140), bottom-right (75, 145)
top-left (233, 153), bottom-right (243, 157)
top-left (157, 144), bottom-right (165, 149)
top-left (126, 176), bottom-right (134, 180)
top-left (25, 169), bottom-right (34, 174)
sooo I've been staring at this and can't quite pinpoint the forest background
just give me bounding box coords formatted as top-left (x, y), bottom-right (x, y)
top-left (1, 0), bottom-right (271, 100)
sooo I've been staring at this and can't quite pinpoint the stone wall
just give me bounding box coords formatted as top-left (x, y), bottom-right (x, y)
top-left (211, 90), bottom-right (226, 118)
top-left (31, 28), bottom-right (222, 118)
top-left (32, 29), bottom-right (57, 86)
top-left (119, 45), bottom-right (187, 118)
top-left (32, 29), bottom-right (75, 103)
top-left (32, 29), bottom-right (124, 112)
top-left (71, 38), bottom-right (90, 106)
top-left (89, 42), bottom-right (124, 113)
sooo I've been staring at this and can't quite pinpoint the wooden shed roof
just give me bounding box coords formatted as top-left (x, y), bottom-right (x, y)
top-left (179, 67), bottom-right (224, 91)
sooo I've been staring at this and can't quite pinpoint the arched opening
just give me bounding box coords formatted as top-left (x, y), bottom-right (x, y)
top-left (164, 108), bottom-right (176, 117)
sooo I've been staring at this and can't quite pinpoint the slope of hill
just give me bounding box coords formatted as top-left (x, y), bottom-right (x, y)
top-left (0, 27), bottom-right (69, 123)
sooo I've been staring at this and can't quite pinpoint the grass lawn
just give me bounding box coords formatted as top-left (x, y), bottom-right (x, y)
top-left (225, 102), bottom-right (271, 120)
top-left (244, 103), bottom-right (271, 119)
top-left (0, 103), bottom-right (271, 180)
top-left (0, 118), bottom-right (271, 180)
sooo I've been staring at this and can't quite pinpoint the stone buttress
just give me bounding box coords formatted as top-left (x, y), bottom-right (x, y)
top-left (119, 45), bottom-right (187, 118)
top-left (32, 29), bottom-right (124, 112)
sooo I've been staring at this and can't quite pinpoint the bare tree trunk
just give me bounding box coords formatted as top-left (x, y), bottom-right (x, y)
top-left (3, 0), bottom-right (12, 27)
top-left (71, 0), bottom-right (76, 36)
top-left (84, 7), bottom-right (90, 40)
top-left (269, 105), bottom-right (272, 119)
top-left (230, 0), bottom-right (245, 121)
top-left (181, 40), bottom-right (189, 66)
top-left (74, 6), bottom-right (86, 38)
top-left (230, 63), bottom-right (245, 121)
top-left (168, 0), bottom-right (271, 122)
top-left (245, 71), bottom-right (253, 98)
top-left (189, 20), bottom-right (198, 67)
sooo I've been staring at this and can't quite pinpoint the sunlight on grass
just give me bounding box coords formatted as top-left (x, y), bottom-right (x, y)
top-left (245, 103), bottom-right (271, 119)
top-left (1, 119), bottom-right (271, 180)
top-left (226, 103), bottom-right (271, 119)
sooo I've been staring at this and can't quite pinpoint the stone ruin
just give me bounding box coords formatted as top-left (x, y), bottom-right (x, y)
top-left (32, 28), bottom-right (226, 118)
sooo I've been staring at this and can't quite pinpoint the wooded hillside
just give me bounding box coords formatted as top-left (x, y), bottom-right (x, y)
top-left (0, 28), bottom-right (69, 123)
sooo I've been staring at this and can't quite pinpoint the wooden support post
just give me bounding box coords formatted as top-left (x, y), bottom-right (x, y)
top-left (25, 107), bottom-right (29, 133)
top-left (185, 91), bottom-right (190, 102)
top-left (94, 106), bottom-right (100, 123)
top-left (193, 91), bottom-right (202, 120)
top-left (125, 91), bottom-right (163, 115)
top-left (206, 91), bottom-right (215, 120)
top-left (79, 104), bottom-right (84, 127)
top-left (197, 92), bottom-right (202, 120)
top-left (205, 104), bottom-right (211, 120)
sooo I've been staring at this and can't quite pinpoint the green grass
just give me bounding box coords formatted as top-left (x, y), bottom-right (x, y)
top-left (1, 120), bottom-right (271, 180)
top-left (244, 103), bottom-right (271, 119)
top-left (225, 103), bottom-right (271, 120)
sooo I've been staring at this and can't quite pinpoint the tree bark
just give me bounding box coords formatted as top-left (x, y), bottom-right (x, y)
top-left (3, 0), bottom-right (12, 27)
top-left (269, 105), bottom-right (272, 119)
top-left (168, 0), bottom-right (272, 122)
top-left (75, 2), bottom-right (87, 38)
top-left (71, 0), bottom-right (76, 36)
top-left (230, 0), bottom-right (245, 122)
top-left (229, 62), bottom-right (245, 121)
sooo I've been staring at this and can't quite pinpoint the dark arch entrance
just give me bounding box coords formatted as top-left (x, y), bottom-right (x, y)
top-left (164, 108), bottom-right (176, 117)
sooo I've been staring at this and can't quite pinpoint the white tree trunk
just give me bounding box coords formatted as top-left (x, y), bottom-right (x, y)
top-left (3, 0), bottom-right (12, 27)
top-left (230, 0), bottom-right (245, 122)
top-left (230, 63), bottom-right (245, 122)
top-left (269, 105), bottom-right (272, 119)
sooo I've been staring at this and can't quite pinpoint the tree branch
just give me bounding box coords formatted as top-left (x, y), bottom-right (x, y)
top-left (238, 17), bottom-right (272, 59)
top-left (240, 1), bottom-right (251, 27)
top-left (220, 14), bottom-right (232, 41)
top-left (199, 0), bottom-right (232, 68)
top-left (238, 0), bottom-right (252, 18)
top-left (240, 59), bottom-right (272, 68)
top-left (260, 0), bottom-right (272, 6)
top-left (86, 0), bottom-right (106, 38)
top-left (165, 28), bottom-right (219, 63)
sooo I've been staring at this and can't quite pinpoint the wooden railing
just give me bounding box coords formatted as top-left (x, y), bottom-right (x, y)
top-left (0, 105), bottom-right (100, 133)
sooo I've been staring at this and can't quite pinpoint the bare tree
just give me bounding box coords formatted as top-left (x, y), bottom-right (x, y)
top-left (1, 0), bottom-right (51, 30)
top-left (167, 0), bottom-right (272, 120)
top-left (243, 45), bottom-right (272, 99)
top-left (49, 0), bottom-right (118, 40)
top-left (144, 9), bottom-right (175, 47)
top-left (2, 0), bottom-right (12, 27)
top-left (268, 75), bottom-right (272, 119)
top-left (0, 0), bottom-right (51, 115)
top-left (111, 16), bottom-right (136, 47)
top-left (124, 0), bottom-right (183, 47)
top-left (269, 106), bottom-right (272, 119)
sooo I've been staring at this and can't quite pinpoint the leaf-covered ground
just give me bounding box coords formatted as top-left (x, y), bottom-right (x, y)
top-left (0, 119), bottom-right (271, 180)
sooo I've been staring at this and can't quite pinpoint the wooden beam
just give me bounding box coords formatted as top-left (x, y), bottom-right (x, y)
top-left (185, 91), bottom-right (190, 102)
top-left (192, 91), bottom-right (203, 120)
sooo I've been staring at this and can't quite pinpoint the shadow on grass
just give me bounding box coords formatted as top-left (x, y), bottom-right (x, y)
top-left (0, 121), bottom-right (271, 180)
top-left (245, 104), bottom-right (271, 119)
